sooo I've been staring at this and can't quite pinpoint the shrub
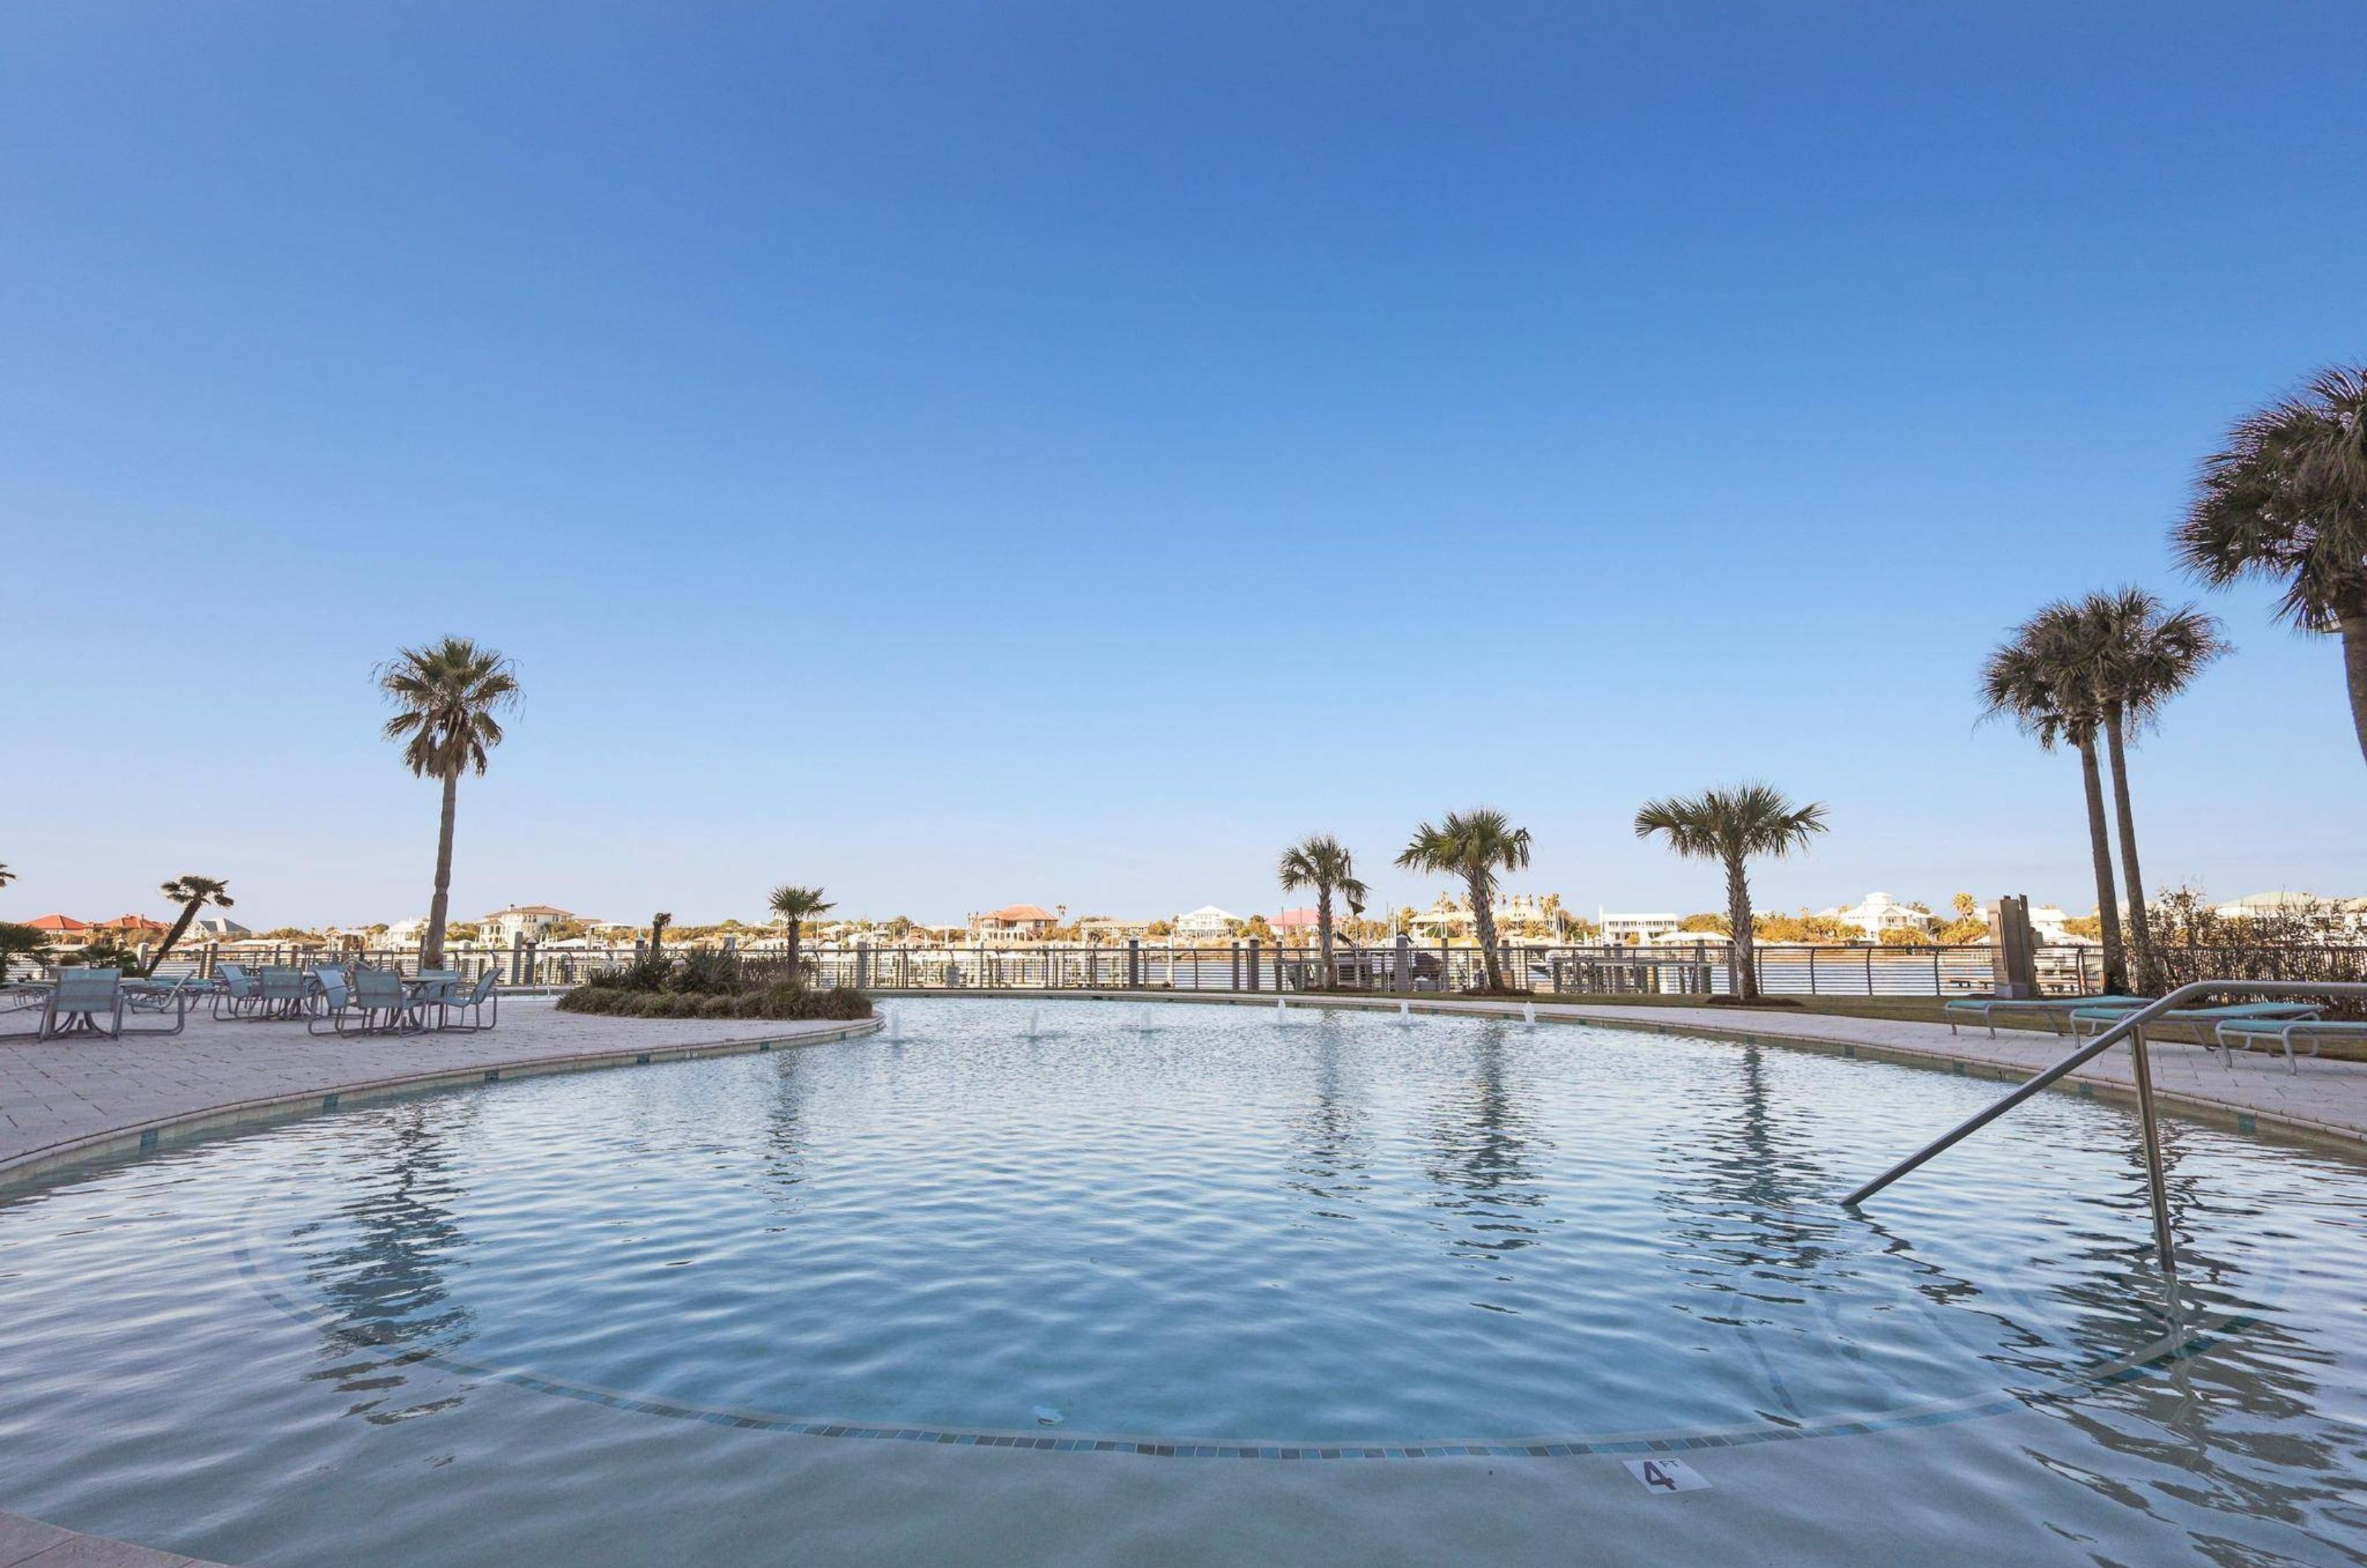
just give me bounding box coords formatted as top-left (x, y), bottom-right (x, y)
top-left (674, 948), bottom-right (742, 994)
top-left (556, 981), bottom-right (874, 1021)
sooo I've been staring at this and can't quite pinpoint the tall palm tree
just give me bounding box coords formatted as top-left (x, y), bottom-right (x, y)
top-left (767, 885), bottom-right (834, 979)
top-left (1981, 608), bottom-right (2129, 993)
top-left (1277, 834), bottom-right (1368, 989)
top-left (377, 638), bottom-right (520, 969)
top-left (1395, 809), bottom-right (1531, 990)
top-left (0, 864), bottom-right (14, 888)
top-left (2054, 589), bottom-right (2229, 991)
top-left (2175, 365), bottom-right (2367, 767)
top-left (1633, 784), bottom-right (1827, 1002)
top-left (149, 875), bottom-right (233, 973)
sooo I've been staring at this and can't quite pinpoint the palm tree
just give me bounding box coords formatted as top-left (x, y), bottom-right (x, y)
top-left (0, 864), bottom-right (14, 888)
top-left (1981, 608), bottom-right (2129, 993)
top-left (2050, 589), bottom-right (2229, 991)
top-left (1395, 810), bottom-right (1531, 990)
top-left (2175, 365), bottom-right (2367, 766)
top-left (377, 638), bottom-right (520, 970)
top-left (767, 885), bottom-right (834, 979)
top-left (1632, 784), bottom-right (1827, 1002)
top-left (1277, 834), bottom-right (1368, 990)
top-left (649, 912), bottom-right (672, 956)
top-left (149, 875), bottom-right (233, 973)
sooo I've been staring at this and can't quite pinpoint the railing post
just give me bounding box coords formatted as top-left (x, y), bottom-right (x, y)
top-left (1865, 946), bottom-right (1874, 995)
top-left (523, 938), bottom-right (538, 986)
top-left (1246, 939), bottom-right (1260, 992)
top-left (1809, 947), bottom-right (1817, 995)
top-left (1127, 939), bottom-right (1141, 989)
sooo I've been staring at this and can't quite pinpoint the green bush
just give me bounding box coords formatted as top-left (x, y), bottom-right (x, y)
top-left (557, 981), bottom-right (874, 1021)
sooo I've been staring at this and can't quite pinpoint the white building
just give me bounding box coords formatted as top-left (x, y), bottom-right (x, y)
top-left (481, 905), bottom-right (585, 947)
top-left (1173, 905), bottom-right (1237, 941)
top-left (2212, 891), bottom-right (2367, 933)
top-left (1821, 892), bottom-right (1934, 942)
top-left (1598, 910), bottom-right (1682, 946)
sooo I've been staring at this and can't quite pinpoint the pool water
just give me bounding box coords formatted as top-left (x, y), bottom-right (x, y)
top-left (1, 1000), bottom-right (2364, 1565)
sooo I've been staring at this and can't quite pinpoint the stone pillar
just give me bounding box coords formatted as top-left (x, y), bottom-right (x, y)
top-left (1394, 933), bottom-right (1412, 992)
top-left (1127, 939), bottom-right (1141, 989)
top-left (510, 932), bottom-right (527, 985)
top-left (855, 942), bottom-right (871, 990)
top-left (1988, 896), bottom-right (2037, 998)
top-left (1246, 939), bottom-right (1260, 991)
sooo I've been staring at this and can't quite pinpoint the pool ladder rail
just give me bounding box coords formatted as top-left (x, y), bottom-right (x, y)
top-left (1842, 979), bottom-right (2367, 1274)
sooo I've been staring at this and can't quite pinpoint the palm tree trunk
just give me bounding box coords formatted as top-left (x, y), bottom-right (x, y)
top-left (149, 900), bottom-right (201, 976)
top-left (423, 768), bottom-right (460, 969)
top-left (1468, 875), bottom-right (1504, 990)
top-left (2102, 710), bottom-right (2158, 993)
top-left (2342, 612), bottom-right (2367, 770)
top-left (2075, 736), bottom-right (2128, 994)
top-left (1724, 856), bottom-right (1757, 1001)
top-left (1317, 888), bottom-right (1335, 989)
top-left (786, 926), bottom-right (801, 981)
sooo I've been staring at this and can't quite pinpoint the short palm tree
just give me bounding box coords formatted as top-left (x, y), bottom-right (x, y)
top-left (1981, 607), bottom-right (2129, 993)
top-left (2054, 589), bottom-right (2228, 991)
top-left (149, 875), bottom-right (233, 973)
top-left (649, 912), bottom-right (672, 955)
top-left (378, 638), bottom-right (521, 969)
top-left (1632, 784), bottom-right (1827, 1002)
top-left (1395, 810), bottom-right (1531, 990)
top-left (0, 922), bottom-right (47, 980)
top-left (767, 885), bottom-right (834, 977)
top-left (1277, 834), bottom-right (1368, 989)
top-left (2175, 365), bottom-right (2367, 766)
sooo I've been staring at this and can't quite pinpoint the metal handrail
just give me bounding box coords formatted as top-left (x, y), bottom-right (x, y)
top-left (1842, 979), bottom-right (2367, 1274)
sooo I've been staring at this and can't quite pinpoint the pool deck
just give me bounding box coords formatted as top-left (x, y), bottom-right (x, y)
top-left (0, 999), bottom-right (881, 1188)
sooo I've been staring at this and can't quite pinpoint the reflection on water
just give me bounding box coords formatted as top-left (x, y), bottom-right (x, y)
top-left (0, 999), bottom-right (2363, 1567)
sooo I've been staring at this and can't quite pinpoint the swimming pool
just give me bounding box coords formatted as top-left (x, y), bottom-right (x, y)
top-left (1, 999), bottom-right (2363, 1564)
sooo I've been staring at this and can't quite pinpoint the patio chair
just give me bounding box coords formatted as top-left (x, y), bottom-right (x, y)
top-left (212, 964), bottom-right (263, 1019)
top-left (1944, 995), bottom-right (2146, 1038)
top-left (2070, 1000), bottom-right (2323, 1045)
top-left (430, 970), bottom-right (501, 1032)
top-left (2212, 1016), bottom-right (2367, 1074)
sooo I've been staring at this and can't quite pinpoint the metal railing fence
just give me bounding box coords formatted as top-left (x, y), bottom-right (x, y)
top-left (18, 939), bottom-right (2365, 1004)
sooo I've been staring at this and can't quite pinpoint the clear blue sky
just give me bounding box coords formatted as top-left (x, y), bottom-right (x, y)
top-left (4, 1), bottom-right (2361, 930)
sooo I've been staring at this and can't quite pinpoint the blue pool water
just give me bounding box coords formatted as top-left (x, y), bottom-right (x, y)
top-left (1, 999), bottom-right (2364, 1566)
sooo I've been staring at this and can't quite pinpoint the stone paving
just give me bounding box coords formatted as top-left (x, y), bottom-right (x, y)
top-left (0, 998), bottom-right (878, 1183)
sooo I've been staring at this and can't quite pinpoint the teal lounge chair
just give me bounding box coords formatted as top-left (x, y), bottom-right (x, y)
top-left (2214, 1016), bottom-right (2367, 1074)
top-left (1945, 994), bottom-right (2146, 1038)
top-left (2071, 1000), bottom-right (2323, 1044)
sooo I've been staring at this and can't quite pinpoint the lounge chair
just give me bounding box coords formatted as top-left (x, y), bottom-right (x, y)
top-left (2070, 1000), bottom-right (2323, 1044)
top-left (1944, 995), bottom-right (2147, 1038)
top-left (430, 970), bottom-right (501, 1031)
top-left (126, 964), bottom-right (214, 1014)
top-left (2213, 1016), bottom-right (2367, 1074)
